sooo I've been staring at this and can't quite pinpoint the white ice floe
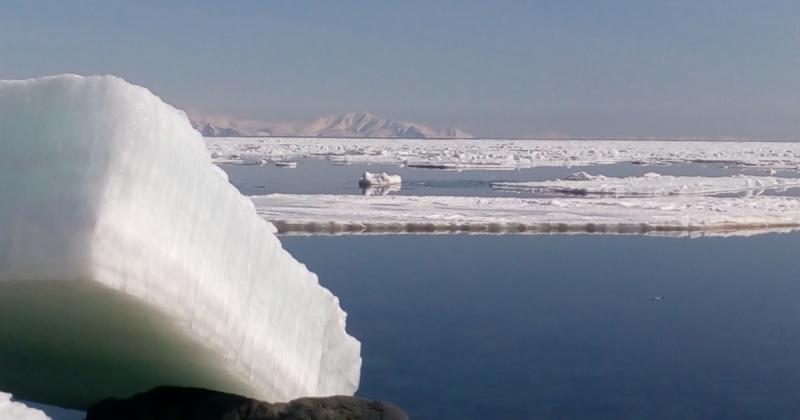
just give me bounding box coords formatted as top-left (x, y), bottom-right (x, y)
top-left (241, 156), bottom-right (267, 165)
top-left (251, 193), bottom-right (800, 237)
top-left (0, 392), bottom-right (49, 420)
top-left (358, 171), bottom-right (402, 187)
top-left (491, 173), bottom-right (800, 197)
top-left (0, 75), bottom-right (360, 403)
top-left (206, 137), bottom-right (800, 170)
top-left (274, 161), bottom-right (298, 168)
top-left (362, 185), bottom-right (402, 196)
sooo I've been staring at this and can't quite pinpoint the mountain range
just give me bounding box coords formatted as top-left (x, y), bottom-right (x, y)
top-left (191, 111), bottom-right (472, 138)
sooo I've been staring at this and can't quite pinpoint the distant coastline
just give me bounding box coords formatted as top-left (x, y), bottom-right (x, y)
top-left (190, 111), bottom-right (472, 139)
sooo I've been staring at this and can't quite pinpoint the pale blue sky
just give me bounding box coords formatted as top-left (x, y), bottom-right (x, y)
top-left (2, 1), bottom-right (799, 138)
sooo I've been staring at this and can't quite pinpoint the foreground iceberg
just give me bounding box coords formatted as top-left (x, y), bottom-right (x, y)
top-left (0, 75), bottom-right (360, 404)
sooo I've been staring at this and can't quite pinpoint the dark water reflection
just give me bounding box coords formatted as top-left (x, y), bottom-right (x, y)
top-left (283, 233), bottom-right (800, 419)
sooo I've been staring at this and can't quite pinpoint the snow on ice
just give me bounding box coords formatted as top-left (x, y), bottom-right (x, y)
top-left (251, 193), bottom-right (800, 237)
top-left (208, 140), bottom-right (800, 237)
top-left (206, 137), bottom-right (800, 170)
top-left (491, 173), bottom-right (800, 197)
top-left (358, 171), bottom-right (402, 187)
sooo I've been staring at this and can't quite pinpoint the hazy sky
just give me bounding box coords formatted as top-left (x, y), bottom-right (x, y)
top-left (2, 1), bottom-right (799, 139)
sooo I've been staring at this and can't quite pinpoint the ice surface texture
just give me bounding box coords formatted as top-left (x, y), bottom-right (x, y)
top-left (0, 75), bottom-right (360, 402)
top-left (491, 173), bottom-right (800, 197)
top-left (253, 193), bottom-right (800, 237)
top-left (207, 137), bottom-right (800, 170)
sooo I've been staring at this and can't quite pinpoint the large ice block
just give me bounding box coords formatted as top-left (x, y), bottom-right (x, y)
top-left (0, 75), bottom-right (360, 403)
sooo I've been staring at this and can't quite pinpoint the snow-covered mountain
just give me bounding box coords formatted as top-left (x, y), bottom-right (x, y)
top-left (300, 112), bottom-right (472, 138)
top-left (191, 112), bottom-right (472, 138)
top-left (192, 122), bottom-right (244, 137)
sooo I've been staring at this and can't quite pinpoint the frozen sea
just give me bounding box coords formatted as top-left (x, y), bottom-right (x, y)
top-left (223, 159), bottom-right (800, 419)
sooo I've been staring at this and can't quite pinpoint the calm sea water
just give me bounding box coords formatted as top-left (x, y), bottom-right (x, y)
top-left (283, 233), bottom-right (800, 420)
top-left (223, 159), bottom-right (800, 198)
top-left (223, 160), bottom-right (800, 419)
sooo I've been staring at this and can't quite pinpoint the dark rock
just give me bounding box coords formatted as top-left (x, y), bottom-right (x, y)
top-left (85, 386), bottom-right (408, 420)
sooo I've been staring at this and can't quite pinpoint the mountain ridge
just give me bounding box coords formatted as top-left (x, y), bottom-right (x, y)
top-left (191, 111), bottom-right (472, 138)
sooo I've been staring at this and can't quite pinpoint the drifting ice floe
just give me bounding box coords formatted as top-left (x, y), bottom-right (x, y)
top-left (241, 156), bottom-right (267, 165)
top-left (275, 161), bottom-right (298, 168)
top-left (0, 75), bottom-right (360, 404)
top-left (362, 185), bottom-right (402, 196)
top-left (251, 194), bottom-right (800, 237)
top-left (207, 137), bottom-right (800, 170)
top-left (491, 173), bottom-right (800, 197)
top-left (358, 171), bottom-right (402, 187)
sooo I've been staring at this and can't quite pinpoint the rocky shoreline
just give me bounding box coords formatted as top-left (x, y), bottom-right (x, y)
top-left (85, 386), bottom-right (408, 420)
